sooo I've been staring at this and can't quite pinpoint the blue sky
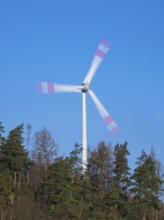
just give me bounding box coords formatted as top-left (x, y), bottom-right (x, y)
top-left (0, 0), bottom-right (164, 170)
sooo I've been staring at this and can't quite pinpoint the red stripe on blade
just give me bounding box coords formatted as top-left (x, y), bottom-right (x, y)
top-left (48, 83), bottom-right (55, 93)
top-left (104, 115), bottom-right (113, 125)
top-left (96, 49), bottom-right (105, 58)
top-left (101, 39), bottom-right (111, 48)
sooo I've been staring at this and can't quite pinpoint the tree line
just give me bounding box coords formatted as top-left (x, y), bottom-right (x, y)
top-left (0, 122), bottom-right (164, 220)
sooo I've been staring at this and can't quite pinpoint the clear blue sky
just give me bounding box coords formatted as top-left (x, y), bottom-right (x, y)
top-left (0, 0), bottom-right (164, 170)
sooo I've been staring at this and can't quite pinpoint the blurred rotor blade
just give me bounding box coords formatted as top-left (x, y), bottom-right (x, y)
top-left (83, 39), bottom-right (111, 85)
top-left (36, 82), bottom-right (83, 93)
top-left (88, 90), bottom-right (119, 134)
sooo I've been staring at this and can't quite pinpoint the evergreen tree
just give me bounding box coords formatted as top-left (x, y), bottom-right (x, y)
top-left (69, 143), bottom-right (82, 179)
top-left (112, 142), bottom-right (131, 218)
top-left (0, 122), bottom-right (5, 146)
top-left (1, 122), bottom-right (164, 220)
top-left (130, 150), bottom-right (163, 220)
top-left (0, 122), bottom-right (11, 220)
top-left (0, 124), bottom-right (29, 220)
top-left (36, 156), bottom-right (73, 219)
top-left (88, 141), bottom-right (113, 219)
top-left (69, 143), bottom-right (90, 220)
top-left (36, 143), bottom-right (91, 220)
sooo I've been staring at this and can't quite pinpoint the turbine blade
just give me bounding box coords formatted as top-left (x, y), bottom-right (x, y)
top-left (83, 39), bottom-right (111, 85)
top-left (88, 90), bottom-right (119, 134)
top-left (36, 82), bottom-right (83, 93)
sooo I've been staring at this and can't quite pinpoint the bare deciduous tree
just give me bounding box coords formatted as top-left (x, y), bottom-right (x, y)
top-left (33, 127), bottom-right (58, 172)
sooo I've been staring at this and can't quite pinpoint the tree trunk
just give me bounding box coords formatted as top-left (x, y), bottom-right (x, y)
top-left (2, 202), bottom-right (7, 220)
top-left (10, 172), bottom-right (17, 220)
top-left (10, 207), bottom-right (13, 220)
top-left (78, 195), bottom-right (83, 220)
top-left (10, 193), bottom-right (14, 220)
top-left (1, 207), bottom-right (3, 220)
top-left (13, 172), bottom-right (17, 187)
top-left (155, 209), bottom-right (157, 220)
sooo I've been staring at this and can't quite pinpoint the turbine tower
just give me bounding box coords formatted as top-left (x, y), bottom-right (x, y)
top-left (37, 39), bottom-right (119, 174)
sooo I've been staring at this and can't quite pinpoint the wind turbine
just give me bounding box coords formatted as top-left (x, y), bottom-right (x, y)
top-left (37, 39), bottom-right (119, 174)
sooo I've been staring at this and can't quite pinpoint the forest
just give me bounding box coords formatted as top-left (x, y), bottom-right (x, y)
top-left (0, 122), bottom-right (164, 220)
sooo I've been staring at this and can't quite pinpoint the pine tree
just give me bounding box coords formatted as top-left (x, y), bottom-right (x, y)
top-left (36, 143), bottom-right (91, 220)
top-left (130, 150), bottom-right (163, 220)
top-left (0, 122), bottom-right (11, 220)
top-left (88, 141), bottom-right (113, 219)
top-left (0, 122), bottom-right (5, 146)
top-left (112, 142), bottom-right (131, 218)
top-left (69, 143), bottom-right (91, 220)
top-left (37, 156), bottom-right (72, 218)
top-left (0, 124), bottom-right (29, 220)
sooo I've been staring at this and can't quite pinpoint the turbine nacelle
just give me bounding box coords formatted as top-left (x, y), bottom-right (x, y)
top-left (82, 83), bottom-right (89, 93)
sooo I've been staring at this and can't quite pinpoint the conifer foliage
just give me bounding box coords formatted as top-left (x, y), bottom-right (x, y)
top-left (130, 151), bottom-right (163, 220)
top-left (0, 123), bottom-right (29, 220)
top-left (0, 122), bottom-right (164, 220)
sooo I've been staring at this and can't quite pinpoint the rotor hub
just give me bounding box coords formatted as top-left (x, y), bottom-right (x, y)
top-left (82, 83), bottom-right (89, 92)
